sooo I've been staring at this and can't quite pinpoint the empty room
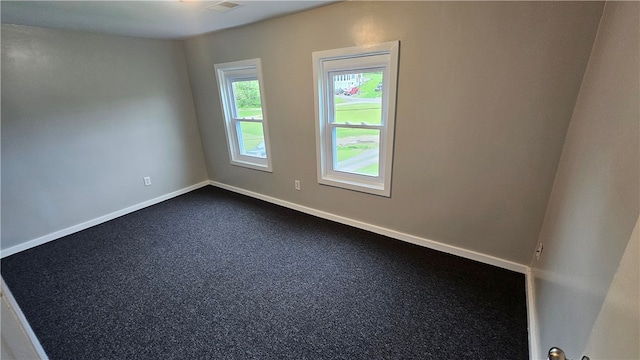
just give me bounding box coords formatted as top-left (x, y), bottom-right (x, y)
top-left (1, 1), bottom-right (638, 359)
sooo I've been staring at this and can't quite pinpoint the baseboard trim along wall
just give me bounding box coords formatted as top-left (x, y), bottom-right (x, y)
top-left (0, 181), bottom-right (211, 258)
top-left (2, 180), bottom-right (530, 271)
top-left (210, 181), bottom-right (528, 274)
top-left (211, 181), bottom-right (539, 359)
top-left (0, 180), bottom-right (538, 359)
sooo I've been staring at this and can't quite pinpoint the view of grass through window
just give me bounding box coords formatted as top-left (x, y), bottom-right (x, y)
top-left (333, 72), bottom-right (383, 176)
top-left (232, 80), bottom-right (266, 158)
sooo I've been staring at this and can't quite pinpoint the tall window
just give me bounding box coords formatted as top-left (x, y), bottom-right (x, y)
top-left (312, 41), bottom-right (399, 197)
top-left (215, 58), bottom-right (272, 171)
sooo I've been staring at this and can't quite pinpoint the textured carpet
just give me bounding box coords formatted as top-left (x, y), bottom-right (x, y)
top-left (1, 186), bottom-right (529, 359)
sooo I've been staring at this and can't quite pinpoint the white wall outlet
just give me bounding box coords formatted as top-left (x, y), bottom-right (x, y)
top-left (143, 177), bottom-right (151, 186)
top-left (535, 243), bottom-right (544, 260)
top-left (294, 180), bottom-right (301, 191)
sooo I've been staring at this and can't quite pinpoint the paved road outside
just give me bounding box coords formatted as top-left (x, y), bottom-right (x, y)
top-left (334, 94), bottom-right (381, 173)
top-left (336, 149), bottom-right (378, 173)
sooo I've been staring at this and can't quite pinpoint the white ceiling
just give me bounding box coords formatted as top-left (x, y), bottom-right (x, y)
top-left (1, 1), bottom-right (337, 40)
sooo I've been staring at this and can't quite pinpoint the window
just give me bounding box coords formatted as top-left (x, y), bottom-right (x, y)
top-left (215, 58), bottom-right (272, 171)
top-left (312, 41), bottom-right (399, 197)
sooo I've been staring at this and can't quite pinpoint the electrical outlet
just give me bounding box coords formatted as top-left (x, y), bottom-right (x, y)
top-left (294, 180), bottom-right (301, 191)
top-left (535, 243), bottom-right (544, 260)
top-left (143, 177), bottom-right (151, 186)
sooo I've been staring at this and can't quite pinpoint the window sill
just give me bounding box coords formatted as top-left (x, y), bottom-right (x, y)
top-left (230, 159), bottom-right (272, 173)
top-left (319, 175), bottom-right (389, 197)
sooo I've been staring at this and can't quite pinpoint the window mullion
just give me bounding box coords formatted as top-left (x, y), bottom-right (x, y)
top-left (215, 58), bottom-right (272, 172)
top-left (232, 117), bottom-right (263, 123)
top-left (328, 123), bottom-right (382, 130)
top-left (313, 41), bottom-right (399, 197)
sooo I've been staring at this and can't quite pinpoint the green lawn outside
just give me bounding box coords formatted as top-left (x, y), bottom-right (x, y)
top-left (235, 101), bottom-right (381, 170)
top-left (234, 107), bottom-right (265, 152)
top-left (336, 143), bottom-right (378, 161)
top-left (354, 163), bottom-right (379, 176)
top-left (335, 103), bottom-right (382, 125)
top-left (237, 107), bottom-right (263, 119)
top-left (238, 121), bottom-right (265, 152)
top-left (335, 127), bottom-right (379, 142)
top-left (357, 72), bottom-right (383, 99)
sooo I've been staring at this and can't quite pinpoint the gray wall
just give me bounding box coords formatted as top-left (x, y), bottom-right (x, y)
top-left (531, 2), bottom-right (639, 357)
top-left (1, 25), bottom-right (208, 250)
top-left (584, 215), bottom-right (639, 359)
top-left (183, 1), bottom-right (603, 264)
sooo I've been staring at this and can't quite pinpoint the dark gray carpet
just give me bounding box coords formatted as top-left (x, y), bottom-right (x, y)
top-left (1, 186), bottom-right (529, 359)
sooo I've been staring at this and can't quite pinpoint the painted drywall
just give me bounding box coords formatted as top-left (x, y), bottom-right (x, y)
top-left (584, 215), bottom-right (640, 360)
top-left (531, 2), bottom-right (639, 358)
top-left (183, 1), bottom-right (603, 264)
top-left (1, 25), bottom-right (208, 251)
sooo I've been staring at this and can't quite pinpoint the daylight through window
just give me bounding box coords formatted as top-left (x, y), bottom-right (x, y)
top-left (313, 42), bottom-right (399, 196)
top-left (215, 59), bottom-right (272, 171)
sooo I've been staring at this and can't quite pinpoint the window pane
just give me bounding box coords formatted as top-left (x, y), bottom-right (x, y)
top-left (333, 71), bottom-right (383, 125)
top-left (334, 127), bottom-right (380, 177)
top-left (232, 80), bottom-right (263, 119)
top-left (238, 121), bottom-right (266, 158)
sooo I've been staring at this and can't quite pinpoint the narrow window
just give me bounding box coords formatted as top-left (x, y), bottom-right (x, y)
top-left (312, 41), bottom-right (399, 196)
top-left (215, 58), bottom-right (272, 171)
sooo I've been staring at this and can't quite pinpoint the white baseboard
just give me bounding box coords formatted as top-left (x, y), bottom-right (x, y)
top-left (526, 268), bottom-right (541, 360)
top-left (211, 180), bottom-right (539, 357)
top-left (0, 181), bottom-right (211, 258)
top-left (209, 181), bottom-right (528, 274)
top-left (1, 179), bottom-right (538, 358)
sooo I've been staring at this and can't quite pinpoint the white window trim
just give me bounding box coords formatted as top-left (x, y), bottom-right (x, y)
top-left (215, 58), bottom-right (273, 172)
top-left (312, 41), bottom-right (399, 197)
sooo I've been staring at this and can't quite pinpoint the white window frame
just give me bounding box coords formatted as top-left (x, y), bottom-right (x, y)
top-left (312, 41), bottom-right (399, 197)
top-left (215, 58), bottom-right (272, 172)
